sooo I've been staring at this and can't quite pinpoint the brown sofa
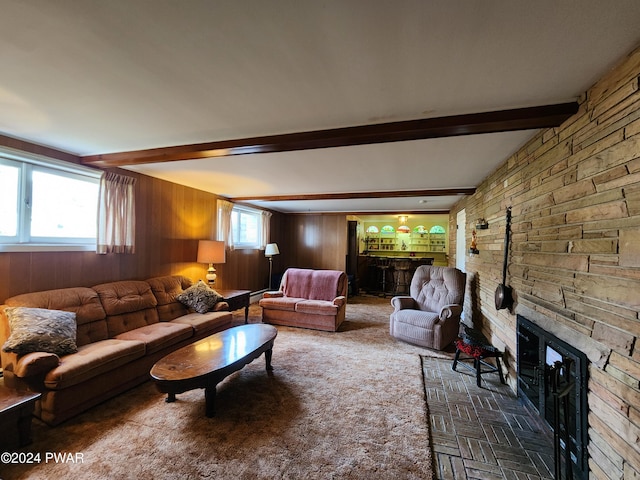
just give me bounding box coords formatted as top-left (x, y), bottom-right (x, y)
top-left (259, 268), bottom-right (347, 332)
top-left (0, 275), bottom-right (233, 425)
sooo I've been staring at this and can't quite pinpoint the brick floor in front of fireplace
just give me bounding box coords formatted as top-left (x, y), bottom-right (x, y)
top-left (422, 356), bottom-right (556, 480)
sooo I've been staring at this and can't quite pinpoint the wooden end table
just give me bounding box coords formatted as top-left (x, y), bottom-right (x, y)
top-left (0, 386), bottom-right (41, 450)
top-left (216, 289), bottom-right (251, 323)
top-left (150, 324), bottom-right (277, 417)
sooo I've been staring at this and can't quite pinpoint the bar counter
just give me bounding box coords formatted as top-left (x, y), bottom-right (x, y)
top-left (357, 255), bottom-right (439, 295)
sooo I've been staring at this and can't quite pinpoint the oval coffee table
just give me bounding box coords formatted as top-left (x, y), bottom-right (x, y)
top-left (150, 323), bottom-right (277, 417)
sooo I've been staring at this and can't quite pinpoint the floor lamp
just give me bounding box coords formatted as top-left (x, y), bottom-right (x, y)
top-left (265, 243), bottom-right (280, 290)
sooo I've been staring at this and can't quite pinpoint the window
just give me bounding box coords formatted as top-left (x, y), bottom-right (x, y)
top-left (230, 205), bottom-right (262, 248)
top-left (0, 148), bottom-right (101, 249)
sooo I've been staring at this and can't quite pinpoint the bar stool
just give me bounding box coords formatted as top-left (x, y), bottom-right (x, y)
top-left (392, 259), bottom-right (412, 295)
top-left (376, 257), bottom-right (391, 296)
top-left (452, 326), bottom-right (505, 387)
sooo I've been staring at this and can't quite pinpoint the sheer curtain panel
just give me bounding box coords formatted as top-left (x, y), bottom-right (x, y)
top-left (261, 210), bottom-right (272, 249)
top-left (217, 199), bottom-right (235, 251)
top-left (97, 172), bottom-right (136, 254)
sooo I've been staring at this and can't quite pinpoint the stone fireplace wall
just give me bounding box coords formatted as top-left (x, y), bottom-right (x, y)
top-left (449, 45), bottom-right (640, 479)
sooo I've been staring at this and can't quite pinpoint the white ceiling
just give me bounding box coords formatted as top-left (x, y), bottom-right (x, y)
top-left (2, 1), bottom-right (640, 213)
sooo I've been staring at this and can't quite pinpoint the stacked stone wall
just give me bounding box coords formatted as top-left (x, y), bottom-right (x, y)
top-left (450, 46), bottom-right (640, 478)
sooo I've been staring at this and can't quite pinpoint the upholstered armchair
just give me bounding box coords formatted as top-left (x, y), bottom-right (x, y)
top-left (390, 265), bottom-right (466, 350)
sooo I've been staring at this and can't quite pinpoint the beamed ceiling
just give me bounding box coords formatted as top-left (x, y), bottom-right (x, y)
top-left (2, 1), bottom-right (640, 214)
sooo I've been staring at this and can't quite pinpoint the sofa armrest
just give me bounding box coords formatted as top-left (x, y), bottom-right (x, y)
top-left (390, 296), bottom-right (416, 312)
top-left (213, 301), bottom-right (229, 311)
top-left (263, 291), bottom-right (284, 299)
top-left (439, 304), bottom-right (463, 322)
top-left (12, 351), bottom-right (60, 378)
top-left (333, 296), bottom-right (346, 308)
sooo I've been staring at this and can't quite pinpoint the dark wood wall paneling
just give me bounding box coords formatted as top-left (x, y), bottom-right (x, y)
top-left (0, 138), bottom-right (345, 301)
top-left (0, 151), bottom-right (262, 301)
top-left (280, 215), bottom-right (348, 272)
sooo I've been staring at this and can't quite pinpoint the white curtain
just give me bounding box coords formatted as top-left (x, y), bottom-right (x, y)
top-left (217, 199), bottom-right (235, 251)
top-left (97, 172), bottom-right (136, 254)
top-left (260, 210), bottom-right (272, 250)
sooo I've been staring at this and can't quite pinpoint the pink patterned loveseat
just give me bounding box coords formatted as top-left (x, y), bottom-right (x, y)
top-left (259, 268), bottom-right (348, 332)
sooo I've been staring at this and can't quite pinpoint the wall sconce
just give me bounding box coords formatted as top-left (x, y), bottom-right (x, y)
top-left (398, 215), bottom-right (408, 224)
top-left (476, 218), bottom-right (489, 229)
top-left (197, 240), bottom-right (226, 285)
top-left (265, 243), bottom-right (280, 290)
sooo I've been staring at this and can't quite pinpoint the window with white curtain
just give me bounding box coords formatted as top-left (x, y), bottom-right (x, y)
top-left (0, 148), bottom-right (101, 250)
top-left (230, 205), bottom-right (262, 248)
top-left (217, 201), bottom-right (267, 250)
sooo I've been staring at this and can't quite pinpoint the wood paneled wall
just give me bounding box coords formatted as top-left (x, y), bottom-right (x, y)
top-left (278, 214), bottom-right (348, 273)
top-left (0, 134), bottom-right (345, 302)
top-left (449, 46), bottom-right (640, 479)
top-left (0, 152), bottom-right (274, 301)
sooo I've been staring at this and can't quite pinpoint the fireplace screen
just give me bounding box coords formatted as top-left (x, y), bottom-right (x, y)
top-left (517, 315), bottom-right (588, 480)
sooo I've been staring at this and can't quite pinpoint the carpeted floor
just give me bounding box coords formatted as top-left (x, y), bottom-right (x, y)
top-left (2, 296), bottom-right (450, 480)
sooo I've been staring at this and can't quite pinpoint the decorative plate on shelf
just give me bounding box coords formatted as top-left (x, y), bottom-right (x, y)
top-left (381, 225), bottom-right (395, 233)
top-left (398, 225), bottom-right (410, 233)
top-left (413, 225), bottom-right (426, 234)
top-left (366, 226), bottom-right (379, 233)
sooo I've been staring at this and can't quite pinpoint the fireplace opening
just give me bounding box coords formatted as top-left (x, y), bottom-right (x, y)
top-left (517, 315), bottom-right (589, 480)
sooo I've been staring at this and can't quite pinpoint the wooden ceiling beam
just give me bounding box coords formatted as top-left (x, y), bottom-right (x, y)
top-left (232, 188), bottom-right (475, 202)
top-left (288, 210), bottom-right (451, 215)
top-left (81, 102), bottom-right (578, 168)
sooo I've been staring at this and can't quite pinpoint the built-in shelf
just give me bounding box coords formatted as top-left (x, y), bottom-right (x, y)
top-left (364, 231), bottom-right (446, 253)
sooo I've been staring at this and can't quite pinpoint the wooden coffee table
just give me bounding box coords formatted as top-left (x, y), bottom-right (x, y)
top-left (150, 324), bottom-right (277, 417)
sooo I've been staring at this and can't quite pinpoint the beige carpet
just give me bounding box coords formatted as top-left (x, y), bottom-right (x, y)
top-left (2, 296), bottom-right (452, 480)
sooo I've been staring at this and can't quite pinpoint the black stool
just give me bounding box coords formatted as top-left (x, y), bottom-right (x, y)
top-left (452, 327), bottom-right (505, 387)
top-left (376, 258), bottom-right (391, 296)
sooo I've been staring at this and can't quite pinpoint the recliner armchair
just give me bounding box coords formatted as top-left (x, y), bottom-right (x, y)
top-left (390, 265), bottom-right (466, 350)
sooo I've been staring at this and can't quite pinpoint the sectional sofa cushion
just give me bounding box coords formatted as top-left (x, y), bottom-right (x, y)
top-left (115, 322), bottom-right (193, 354)
top-left (93, 281), bottom-right (159, 337)
top-left (281, 268), bottom-right (343, 301)
top-left (43, 339), bottom-right (146, 390)
top-left (259, 296), bottom-right (304, 312)
top-left (2, 307), bottom-right (78, 356)
top-left (4, 287), bottom-right (108, 346)
top-left (170, 311), bottom-right (235, 335)
top-left (147, 275), bottom-right (192, 321)
top-left (295, 299), bottom-right (339, 316)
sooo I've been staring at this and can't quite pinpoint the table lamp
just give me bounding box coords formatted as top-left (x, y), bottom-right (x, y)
top-left (197, 240), bottom-right (226, 285)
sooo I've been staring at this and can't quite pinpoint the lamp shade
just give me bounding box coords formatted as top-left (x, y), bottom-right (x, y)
top-left (197, 240), bottom-right (226, 264)
top-left (265, 243), bottom-right (280, 257)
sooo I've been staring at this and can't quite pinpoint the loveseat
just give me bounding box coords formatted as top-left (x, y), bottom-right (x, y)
top-left (0, 275), bottom-right (233, 425)
top-left (259, 268), bottom-right (347, 332)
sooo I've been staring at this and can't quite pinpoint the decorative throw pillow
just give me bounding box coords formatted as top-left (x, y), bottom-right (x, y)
top-left (176, 280), bottom-right (223, 314)
top-left (2, 307), bottom-right (78, 356)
